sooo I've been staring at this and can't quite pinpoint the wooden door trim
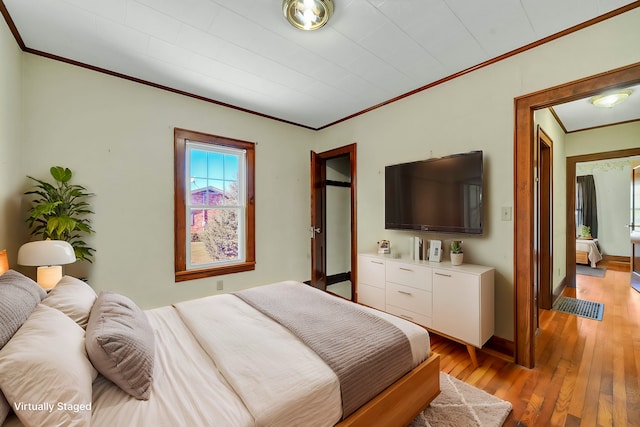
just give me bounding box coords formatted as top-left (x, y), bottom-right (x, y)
top-left (537, 127), bottom-right (553, 310)
top-left (514, 62), bottom-right (640, 368)
top-left (311, 143), bottom-right (358, 299)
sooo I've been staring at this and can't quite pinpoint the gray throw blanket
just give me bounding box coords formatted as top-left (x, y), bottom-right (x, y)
top-left (234, 281), bottom-right (413, 419)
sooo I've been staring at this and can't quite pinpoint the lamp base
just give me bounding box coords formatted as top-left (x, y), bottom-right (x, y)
top-left (37, 265), bottom-right (62, 290)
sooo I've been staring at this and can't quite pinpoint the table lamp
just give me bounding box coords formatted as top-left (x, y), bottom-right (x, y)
top-left (0, 249), bottom-right (8, 274)
top-left (17, 240), bottom-right (76, 289)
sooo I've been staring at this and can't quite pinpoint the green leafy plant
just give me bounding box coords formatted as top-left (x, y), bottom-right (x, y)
top-left (25, 166), bottom-right (95, 262)
top-left (450, 240), bottom-right (463, 254)
top-left (579, 225), bottom-right (591, 239)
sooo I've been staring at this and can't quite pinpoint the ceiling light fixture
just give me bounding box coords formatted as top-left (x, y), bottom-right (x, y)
top-left (589, 89), bottom-right (633, 108)
top-left (282, 0), bottom-right (334, 31)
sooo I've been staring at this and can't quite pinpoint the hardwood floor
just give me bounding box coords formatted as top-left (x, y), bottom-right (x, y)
top-left (430, 261), bottom-right (640, 426)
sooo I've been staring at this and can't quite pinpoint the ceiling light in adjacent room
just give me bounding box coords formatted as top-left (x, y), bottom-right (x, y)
top-left (283, 0), bottom-right (334, 31)
top-left (589, 89), bottom-right (633, 108)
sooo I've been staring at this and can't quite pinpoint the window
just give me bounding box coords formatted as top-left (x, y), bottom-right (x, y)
top-left (174, 128), bottom-right (255, 281)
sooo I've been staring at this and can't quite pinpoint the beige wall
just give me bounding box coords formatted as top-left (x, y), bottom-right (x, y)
top-left (19, 54), bottom-right (318, 308)
top-left (0, 16), bottom-right (24, 263)
top-left (315, 9), bottom-right (640, 340)
top-left (566, 121), bottom-right (640, 157)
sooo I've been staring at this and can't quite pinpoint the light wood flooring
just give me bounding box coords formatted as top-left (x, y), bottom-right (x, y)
top-left (430, 261), bottom-right (640, 426)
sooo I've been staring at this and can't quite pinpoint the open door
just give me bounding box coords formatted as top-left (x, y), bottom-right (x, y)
top-left (310, 144), bottom-right (357, 298)
top-left (536, 127), bottom-right (553, 311)
top-left (310, 150), bottom-right (326, 290)
top-left (631, 161), bottom-right (640, 293)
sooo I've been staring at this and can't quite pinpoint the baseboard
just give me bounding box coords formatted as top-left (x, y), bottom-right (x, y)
top-left (602, 254), bottom-right (629, 264)
top-left (327, 271), bottom-right (351, 286)
top-left (482, 335), bottom-right (515, 362)
top-left (553, 276), bottom-right (567, 302)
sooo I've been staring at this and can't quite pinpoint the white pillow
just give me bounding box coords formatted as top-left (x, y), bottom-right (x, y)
top-left (0, 304), bottom-right (97, 427)
top-left (0, 393), bottom-right (9, 425)
top-left (41, 275), bottom-right (97, 328)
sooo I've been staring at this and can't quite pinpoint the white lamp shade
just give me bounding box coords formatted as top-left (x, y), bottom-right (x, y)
top-left (17, 240), bottom-right (76, 267)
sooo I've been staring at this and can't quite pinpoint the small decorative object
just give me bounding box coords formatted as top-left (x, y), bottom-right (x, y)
top-left (428, 240), bottom-right (442, 262)
top-left (377, 240), bottom-right (390, 254)
top-left (450, 240), bottom-right (463, 266)
top-left (579, 225), bottom-right (592, 239)
top-left (25, 166), bottom-right (95, 262)
top-left (0, 249), bottom-right (8, 274)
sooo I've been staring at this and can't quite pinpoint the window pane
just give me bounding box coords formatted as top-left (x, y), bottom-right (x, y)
top-left (189, 208), bottom-right (241, 266)
top-left (190, 150), bottom-right (207, 179)
top-left (225, 181), bottom-right (239, 204)
top-left (224, 154), bottom-right (239, 180)
top-left (207, 152), bottom-right (224, 180)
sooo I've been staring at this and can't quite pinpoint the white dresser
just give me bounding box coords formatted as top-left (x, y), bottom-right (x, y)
top-left (358, 254), bottom-right (494, 366)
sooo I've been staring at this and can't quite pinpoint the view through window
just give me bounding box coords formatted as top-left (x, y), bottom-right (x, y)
top-left (174, 129), bottom-right (255, 281)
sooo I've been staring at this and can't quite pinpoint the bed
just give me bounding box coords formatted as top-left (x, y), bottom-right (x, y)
top-left (0, 271), bottom-right (440, 427)
top-left (576, 238), bottom-right (602, 268)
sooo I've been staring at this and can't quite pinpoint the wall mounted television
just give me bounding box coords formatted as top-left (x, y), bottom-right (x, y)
top-left (385, 151), bottom-right (484, 234)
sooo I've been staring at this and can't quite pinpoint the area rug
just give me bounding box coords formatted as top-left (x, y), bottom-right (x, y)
top-left (576, 264), bottom-right (606, 277)
top-left (409, 373), bottom-right (512, 427)
top-left (553, 296), bottom-right (604, 320)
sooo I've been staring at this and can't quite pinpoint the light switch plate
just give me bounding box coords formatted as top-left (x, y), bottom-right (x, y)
top-left (501, 207), bottom-right (512, 221)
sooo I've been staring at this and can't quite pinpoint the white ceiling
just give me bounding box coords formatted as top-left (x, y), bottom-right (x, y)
top-left (3, 0), bottom-right (639, 130)
top-left (551, 83), bottom-right (640, 132)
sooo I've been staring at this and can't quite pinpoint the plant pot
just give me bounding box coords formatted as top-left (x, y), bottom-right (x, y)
top-left (450, 253), bottom-right (464, 266)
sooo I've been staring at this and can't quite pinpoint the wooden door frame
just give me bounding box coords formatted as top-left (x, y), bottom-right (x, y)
top-left (537, 126), bottom-right (553, 311)
top-left (514, 62), bottom-right (640, 368)
top-left (311, 143), bottom-right (358, 299)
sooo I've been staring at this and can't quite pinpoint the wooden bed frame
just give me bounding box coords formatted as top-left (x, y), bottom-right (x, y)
top-left (336, 352), bottom-right (440, 427)
top-left (576, 250), bottom-right (589, 265)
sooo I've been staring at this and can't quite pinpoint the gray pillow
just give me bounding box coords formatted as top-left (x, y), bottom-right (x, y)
top-left (85, 291), bottom-right (155, 400)
top-left (0, 270), bottom-right (47, 349)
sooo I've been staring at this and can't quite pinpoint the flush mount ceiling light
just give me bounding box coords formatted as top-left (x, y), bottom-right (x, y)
top-left (282, 0), bottom-right (334, 31)
top-left (589, 89), bottom-right (633, 108)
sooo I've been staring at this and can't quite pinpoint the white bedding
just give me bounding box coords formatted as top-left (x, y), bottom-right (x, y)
top-left (2, 281), bottom-right (430, 427)
top-left (576, 239), bottom-right (602, 268)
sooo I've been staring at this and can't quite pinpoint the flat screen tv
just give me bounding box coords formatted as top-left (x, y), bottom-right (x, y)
top-left (385, 151), bottom-right (483, 234)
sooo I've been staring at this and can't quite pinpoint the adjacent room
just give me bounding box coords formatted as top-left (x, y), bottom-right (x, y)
top-left (1, 1), bottom-right (639, 426)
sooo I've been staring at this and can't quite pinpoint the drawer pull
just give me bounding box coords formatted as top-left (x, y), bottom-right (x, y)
top-left (399, 267), bottom-right (413, 272)
top-left (397, 290), bottom-right (413, 296)
top-left (435, 272), bottom-right (452, 277)
top-left (371, 261), bottom-right (384, 265)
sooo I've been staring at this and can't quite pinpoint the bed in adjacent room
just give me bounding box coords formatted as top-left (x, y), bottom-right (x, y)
top-left (0, 271), bottom-right (439, 427)
top-left (576, 238), bottom-right (603, 268)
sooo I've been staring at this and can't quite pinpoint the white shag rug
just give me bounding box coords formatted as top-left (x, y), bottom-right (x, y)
top-left (409, 372), bottom-right (512, 427)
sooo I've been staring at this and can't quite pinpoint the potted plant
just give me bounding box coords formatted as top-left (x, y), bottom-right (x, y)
top-left (579, 225), bottom-right (592, 239)
top-left (25, 166), bottom-right (95, 262)
top-left (450, 240), bottom-right (463, 266)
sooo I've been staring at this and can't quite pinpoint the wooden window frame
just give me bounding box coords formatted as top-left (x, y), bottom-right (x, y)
top-left (174, 128), bottom-right (255, 282)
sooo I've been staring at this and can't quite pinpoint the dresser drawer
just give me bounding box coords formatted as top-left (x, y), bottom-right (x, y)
top-left (386, 282), bottom-right (432, 317)
top-left (358, 255), bottom-right (386, 288)
top-left (386, 305), bottom-right (432, 328)
top-left (357, 283), bottom-right (385, 311)
top-left (386, 261), bottom-right (432, 291)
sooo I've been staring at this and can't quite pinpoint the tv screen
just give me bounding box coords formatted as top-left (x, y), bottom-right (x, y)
top-left (385, 151), bottom-right (483, 234)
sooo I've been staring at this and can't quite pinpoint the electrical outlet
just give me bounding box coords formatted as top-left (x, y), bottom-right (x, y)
top-left (501, 207), bottom-right (512, 221)
top-left (216, 280), bottom-right (223, 291)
